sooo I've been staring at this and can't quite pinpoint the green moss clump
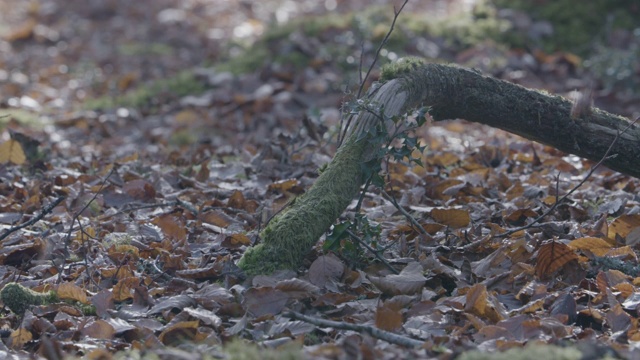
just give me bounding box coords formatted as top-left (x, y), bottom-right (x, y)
top-left (491, 0), bottom-right (639, 55)
top-left (238, 137), bottom-right (368, 275)
top-left (380, 57), bottom-right (426, 82)
top-left (84, 71), bottom-right (207, 110)
top-left (0, 283), bottom-right (58, 314)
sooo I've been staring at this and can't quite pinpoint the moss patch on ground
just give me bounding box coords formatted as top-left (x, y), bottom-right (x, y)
top-left (491, 0), bottom-right (639, 55)
top-left (84, 70), bottom-right (207, 110)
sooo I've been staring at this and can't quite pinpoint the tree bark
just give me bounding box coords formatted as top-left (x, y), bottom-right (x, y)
top-left (238, 62), bottom-right (640, 275)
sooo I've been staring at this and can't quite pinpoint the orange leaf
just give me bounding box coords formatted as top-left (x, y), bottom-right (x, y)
top-left (375, 303), bottom-right (403, 332)
top-left (535, 241), bottom-right (578, 279)
top-left (221, 233), bottom-right (251, 249)
top-left (465, 284), bottom-right (488, 317)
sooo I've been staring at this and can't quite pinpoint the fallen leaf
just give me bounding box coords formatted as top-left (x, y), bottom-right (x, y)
top-left (369, 262), bottom-right (426, 296)
top-left (0, 139), bottom-right (26, 165)
top-left (535, 241), bottom-right (578, 279)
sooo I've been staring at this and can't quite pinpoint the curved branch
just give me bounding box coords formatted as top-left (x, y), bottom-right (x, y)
top-left (238, 63), bottom-right (639, 275)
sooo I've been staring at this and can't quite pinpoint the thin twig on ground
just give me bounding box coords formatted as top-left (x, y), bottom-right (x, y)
top-left (59, 167), bottom-right (115, 285)
top-left (496, 116), bottom-right (639, 238)
top-left (381, 190), bottom-right (430, 239)
top-left (283, 310), bottom-right (424, 348)
top-left (0, 196), bottom-right (66, 242)
top-left (346, 229), bottom-right (399, 274)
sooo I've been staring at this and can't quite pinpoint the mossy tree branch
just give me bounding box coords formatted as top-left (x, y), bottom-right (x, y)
top-left (238, 61), bottom-right (640, 275)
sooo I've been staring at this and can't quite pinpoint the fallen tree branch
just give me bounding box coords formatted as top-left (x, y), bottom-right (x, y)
top-left (282, 310), bottom-right (424, 348)
top-left (238, 60), bottom-right (640, 275)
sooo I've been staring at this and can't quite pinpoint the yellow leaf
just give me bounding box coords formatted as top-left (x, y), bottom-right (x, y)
top-left (0, 139), bottom-right (26, 165)
top-left (9, 328), bottom-right (32, 349)
top-left (430, 208), bottom-right (470, 228)
top-left (57, 282), bottom-right (89, 304)
top-left (568, 237), bottom-right (613, 257)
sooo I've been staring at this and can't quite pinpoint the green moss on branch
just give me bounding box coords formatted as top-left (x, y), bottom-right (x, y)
top-left (238, 137), bottom-right (368, 275)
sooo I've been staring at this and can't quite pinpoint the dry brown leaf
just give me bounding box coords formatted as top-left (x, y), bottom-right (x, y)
top-left (57, 282), bottom-right (89, 304)
top-left (309, 254), bottom-right (345, 290)
top-left (81, 319), bottom-right (116, 340)
top-left (609, 215), bottom-right (640, 240)
top-left (9, 328), bottom-right (32, 350)
top-left (123, 179), bottom-right (156, 201)
top-left (568, 237), bottom-right (613, 257)
top-left (375, 302), bottom-right (403, 332)
top-left (465, 284), bottom-right (488, 317)
top-left (227, 190), bottom-right (245, 209)
top-left (112, 277), bottom-right (140, 302)
top-left (275, 278), bottom-right (321, 299)
top-left (152, 213), bottom-right (187, 240)
top-left (535, 241), bottom-right (578, 279)
top-left (606, 304), bottom-right (632, 333)
top-left (183, 307), bottom-right (222, 327)
top-left (268, 178), bottom-right (303, 194)
top-left (221, 233), bottom-right (251, 249)
top-left (200, 211), bottom-right (231, 227)
top-left (368, 262), bottom-right (426, 296)
top-left (430, 208), bottom-right (470, 228)
top-left (158, 320), bottom-right (199, 346)
top-left (243, 287), bottom-right (289, 317)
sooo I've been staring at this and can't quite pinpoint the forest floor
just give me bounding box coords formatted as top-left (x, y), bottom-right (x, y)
top-left (0, 0), bottom-right (640, 359)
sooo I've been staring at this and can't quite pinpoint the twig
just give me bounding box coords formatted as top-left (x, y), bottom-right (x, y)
top-left (0, 196), bottom-right (66, 241)
top-left (282, 310), bottom-right (424, 348)
top-left (60, 167), bottom-right (115, 285)
top-left (339, 0), bottom-right (409, 146)
top-left (346, 230), bottom-right (399, 274)
top-left (496, 116), bottom-right (639, 238)
top-left (381, 190), bottom-right (430, 239)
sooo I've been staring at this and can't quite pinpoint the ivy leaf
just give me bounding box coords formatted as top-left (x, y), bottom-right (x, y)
top-left (324, 221), bottom-right (352, 251)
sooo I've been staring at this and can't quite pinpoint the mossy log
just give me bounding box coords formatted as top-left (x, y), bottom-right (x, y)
top-left (238, 61), bottom-right (640, 275)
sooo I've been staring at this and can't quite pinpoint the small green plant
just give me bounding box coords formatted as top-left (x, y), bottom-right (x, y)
top-left (325, 95), bottom-right (428, 267)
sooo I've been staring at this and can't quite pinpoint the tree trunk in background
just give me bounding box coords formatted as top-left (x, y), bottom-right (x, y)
top-left (238, 63), bottom-right (640, 275)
